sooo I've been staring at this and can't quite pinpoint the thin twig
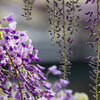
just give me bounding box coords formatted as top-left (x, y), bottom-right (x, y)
top-left (96, 0), bottom-right (100, 100)
top-left (62, 0), bottom-right (67, 79)
top-left (5, 50), bottom-right (23, 100)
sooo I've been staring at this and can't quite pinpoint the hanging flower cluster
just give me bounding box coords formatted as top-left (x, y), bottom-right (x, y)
top-left (22, 0), bottom-right (35, 20)
top-left (46, 0), bottom-right (81, 80)
top-left (0, 14), bottom-right (89, 100)
top-left (0, 14), bottom-right (53, 100)
top-left (0, 14), bottom-right (48, 100)
top-left (85, 0), bottom-right (100, 100)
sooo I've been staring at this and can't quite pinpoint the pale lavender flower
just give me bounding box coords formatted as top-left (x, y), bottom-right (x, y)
top-left (54, 82), bottom-right (62, 93)
top-left (15, 91), bottom-right (21, 100)
top-left (3, 14), bottom-right (13, 22)
top-left (9, 21), bottom-right (17, 30)
top-left (41, 81), bottom-right (52, 89)
top-left (60, 79), bottom-right (69, 87)
top-left (64, 89), bottom-right (73, 97)
top-left (48, 65), bottom-right (61, 75)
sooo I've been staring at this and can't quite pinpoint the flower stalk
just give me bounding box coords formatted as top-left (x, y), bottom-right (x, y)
top-left (96, 0), bottom-right (100, 100)
top-left (5, 50), bottom-right (23, 100)
top-left (46, 0), bottom-right (81, 80)
top-left (72, 0), bottom-right (75, 32)
top-left (85, 0), bottom-right (100, 99)
top-left (62, 0), bottom-right (67, 79)
top-left (53, 6), bottom-right (56, 45)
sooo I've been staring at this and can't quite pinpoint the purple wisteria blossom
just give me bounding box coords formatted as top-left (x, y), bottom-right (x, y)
top-left (85, 0), bottom-right (95, 4)
top-left (0, 14), bottom-right (75, 100)
top-left (48, 65), bottom-right (61, 75)
top-left (85, 0), bottom-right (100, 99)
top-left (60, 79), bottom-right (70, 87)
top-left (46, 0), bottom-right (81, 80)
top-left (0, 14), bottom-right (88, 100)
top-left (3, 14), bottom-right (13, 22)
top-left (0, 14), bottom-right (54, 100)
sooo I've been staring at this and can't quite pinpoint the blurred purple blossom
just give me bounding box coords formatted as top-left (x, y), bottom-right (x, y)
top-left (48, 65), bottom-right (61, 75)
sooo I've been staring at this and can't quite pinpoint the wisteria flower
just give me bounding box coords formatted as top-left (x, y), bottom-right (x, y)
top-left (48, 65), bottom-right (61, 75)
top-left (3, 14), bottom-right (13, 22)
top-left (0, 14), bottom-right (55, 100)
top-left (0, 13), bottom-right (89, 100)
top-left (60, 79), bottom-right (69, 87)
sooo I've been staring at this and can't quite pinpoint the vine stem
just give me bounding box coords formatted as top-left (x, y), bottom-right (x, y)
top-left (62, 0), bottom-right (67, 79)
top-left (5, 50), bottom-right (23, 100)
top-left (96, 0), bottom-right (100, 100)
top-left (52, 5), bottom-right (56, 45)
top-left (72, 0), bottom-right (75, 32)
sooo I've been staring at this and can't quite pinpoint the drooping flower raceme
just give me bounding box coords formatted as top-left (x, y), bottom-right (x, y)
top-left (39, 66), bottom-right (74, 100)
top-left (0, 14), bottom-right (54, 100)
top-left (22, 0), bottom-right (36, 20)
top-left (85, 0), bottom-right (100, 100)
top-left (0, 14), bottom-right (89, 100)
top-left (46, 0), bottom-right (81, 80)
top-left (0, 14), bottom-right (74, 100)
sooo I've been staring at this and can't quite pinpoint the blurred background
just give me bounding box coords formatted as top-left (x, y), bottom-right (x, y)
top-left (0, 0), bottom-right (98, 99)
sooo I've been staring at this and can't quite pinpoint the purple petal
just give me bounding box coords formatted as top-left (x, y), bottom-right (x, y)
top-left (24, 65), bottom-right (34, 71)
top-left (0, 54), bottom-right (4, 60)
top-left (60, 79), bottom-right (69, 87)
top-left (13, 35), bottom-right (19, 40)
top-left (64, 89), bottom-right (73, 97)
top-left (3, 14), bottom-right (13, 22)
top-left (48, 65), bottom-right (57, 72)
top-left (54, 82), bottom-right (62, 92)
top-left (41, 81), bottom-right (52, 89)
top-left (31, 91), bottom-right (38, 96)
top-left (15, 91), bottom-right (21, 99)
